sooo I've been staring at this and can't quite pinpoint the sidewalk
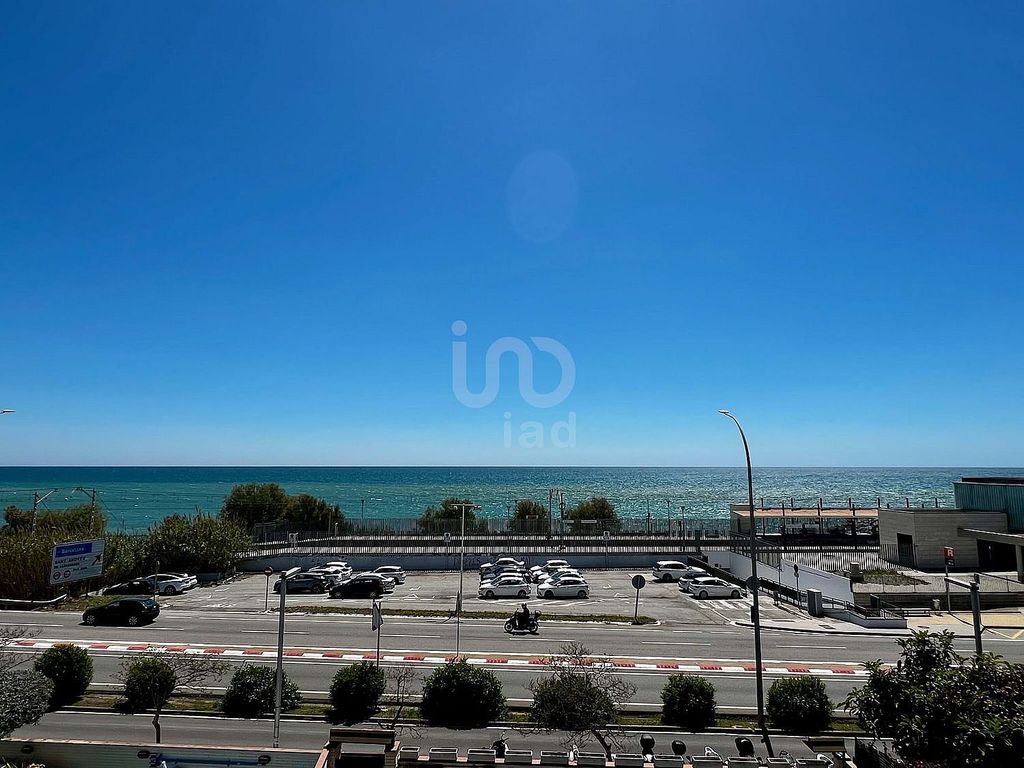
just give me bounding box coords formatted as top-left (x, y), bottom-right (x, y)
top-left (736, 601), bottom-right (1023, 639)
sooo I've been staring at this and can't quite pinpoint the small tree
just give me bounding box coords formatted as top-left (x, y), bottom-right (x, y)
top-left (34, 643), bottom-right (94, 708)
top-left (660, 674), bottom-right (716, 730)
top-left (420, 660), bottom-right (505, 728)
top-left (0, 670), bottom-right (52, 738)
top-left (381, 666), bottom-right (420, 730)
top-left (511, 500), bottom-right (548, 532)
top-left (417, 498), bottom-right (487, 534)
top-left (329, 662), bottom-right (386, 724)
top-left (846, 631), bottom-right (1024, 767)
top-left (222, 664), bottom-right (302, 718)
top-left (220, 483), bottom-right (292, 529)
top-left (767, 676), bottom-right (832, 733)
top-left (528, 642), bottom-right (636, 757)
top-left (566, 497), bottom-right (620, 532)
top-left (120, 653), bottom-right (227, 743)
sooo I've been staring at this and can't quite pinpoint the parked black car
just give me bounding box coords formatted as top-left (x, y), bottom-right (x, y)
top-left (330, 574), bottom-right (387, 599)
top-left (102, 579), bottom-right (156, 596)
top-left (83, 597), bottom-right (160, 627)
top-left (273, 572), bottom-right (328, 594)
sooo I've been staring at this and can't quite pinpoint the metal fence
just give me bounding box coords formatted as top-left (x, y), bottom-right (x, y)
top-left (728, 534), bottom-right (885, 574)
top-left (253, 516), bottom-right (735, 539)
top-left (240, 527), bottom-right (741, 559)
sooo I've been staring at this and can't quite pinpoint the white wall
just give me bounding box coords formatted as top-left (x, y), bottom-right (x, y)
top-left (724, 552), bottom-right (853, 602)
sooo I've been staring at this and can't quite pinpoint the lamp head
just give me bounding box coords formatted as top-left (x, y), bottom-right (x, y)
top-left (718, 409), bottom-right (731, 416)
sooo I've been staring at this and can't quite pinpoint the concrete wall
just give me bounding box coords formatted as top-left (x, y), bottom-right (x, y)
top-left (0, 739), bottom-right (317, 768)
top-left (722, 552), bottom-right (853, 602)
top-left (878, 508), bottom-right (1007, 569)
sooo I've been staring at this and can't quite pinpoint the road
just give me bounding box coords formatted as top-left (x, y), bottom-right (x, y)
top-left (7, 607), bottom-right (1021, 709)
top-left (11, 711), bottom-right (849, 760)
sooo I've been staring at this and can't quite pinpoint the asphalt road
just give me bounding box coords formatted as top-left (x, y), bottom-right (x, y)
top-left (10, 711), bottom-right (850, 761)
top-left (9, 606), bottom-right (1019, 710)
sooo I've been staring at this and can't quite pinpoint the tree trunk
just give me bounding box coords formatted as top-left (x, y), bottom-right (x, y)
top-left (152, 707), bottom-right (162, 744)
top-left (592, 730), bottom-right (612, 759)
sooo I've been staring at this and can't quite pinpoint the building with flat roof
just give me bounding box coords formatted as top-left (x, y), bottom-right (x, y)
top-left (878, 476), bottom-right (1024, 579)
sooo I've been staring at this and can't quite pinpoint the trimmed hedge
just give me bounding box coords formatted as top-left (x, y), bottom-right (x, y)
top-left (767, 675), bottom-right (832, 733)
top-left (660, 674), bottom-right (716, 730)
top-left (34, 643), bottom-right (94, 708)
top-left (222, 665), bottom-right (302, 718)
top-left (420, 661), bottom-right (506, 728)
top-left (329, 662), bottom-right (386, 724)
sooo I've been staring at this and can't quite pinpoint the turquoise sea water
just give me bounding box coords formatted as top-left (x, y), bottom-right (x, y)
top-left (1, 466), bottom-right (1018, 532)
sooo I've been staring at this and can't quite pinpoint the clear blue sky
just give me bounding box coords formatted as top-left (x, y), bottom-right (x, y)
top-left (2, 3), bottom-right (1022, 466)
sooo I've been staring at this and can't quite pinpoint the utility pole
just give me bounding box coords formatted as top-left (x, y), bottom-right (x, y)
top-left (453, 502), bottom-right (481, 657)
top-left (32, 489), bottom-right (58, 531)
top-left (719, 410), bottom-right (773, 757)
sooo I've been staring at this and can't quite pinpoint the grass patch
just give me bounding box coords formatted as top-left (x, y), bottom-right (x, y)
top-left (282, 605), bottom-right (656, 625)
top-left (862, 569), bottom-right (927, 586)
top-left (48, 595), bottom-right (120, 613)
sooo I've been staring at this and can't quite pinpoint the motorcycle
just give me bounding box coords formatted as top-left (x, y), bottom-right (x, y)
top-left (504, 610), bottom-right (541, 635)
top-left (490, 734), bottom-right (508, 758)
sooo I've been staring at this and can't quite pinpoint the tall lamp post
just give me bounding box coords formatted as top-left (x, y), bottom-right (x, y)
top-left (718, 409), bottom-right (773, 757)
top-left (453, 502), bottom-right (481, 657)
top-left (273, 566), bottom-right (301, 748)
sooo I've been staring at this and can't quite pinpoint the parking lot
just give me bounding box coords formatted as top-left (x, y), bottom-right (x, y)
top-left (156, 568), bottom-right (794, 625)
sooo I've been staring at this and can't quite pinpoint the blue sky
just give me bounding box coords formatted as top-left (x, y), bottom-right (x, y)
top-left (1, 3), bottom-right (1022, 466)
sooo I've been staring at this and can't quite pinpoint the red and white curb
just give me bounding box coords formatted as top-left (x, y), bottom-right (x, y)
top-left (11, 640), bottom-right (867, 677)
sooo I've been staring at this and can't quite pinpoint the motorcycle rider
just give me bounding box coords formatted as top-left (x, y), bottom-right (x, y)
top-left (516, 602), bottom-right (531, 630)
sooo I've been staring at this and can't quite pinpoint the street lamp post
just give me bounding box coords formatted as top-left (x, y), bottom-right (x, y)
top-left (453, 503), bottom-right (481, 657)
top-left (273, 566), bottom-right (301, 748)
top-left (718, 409), bottom-right (773, 757)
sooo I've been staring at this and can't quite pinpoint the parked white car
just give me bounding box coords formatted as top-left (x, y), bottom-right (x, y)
top-left (308, 566), bottom-right (348, 586)
top-left (653, 561), bottom-right (705, 582)
top-left (529, 559), bottom-right (571, 581)
top-left (147, 573), bottom-right (196, 595)
top-left (541, 568), bottom-right (583, 584)
top-left (372, 565), bottom-right (406, 584)
top-left (479, 557), bottom-right (525, 573)
top-left (537, 576), bottom-right (590, 599)
top-left (478, 575), bottom-right (532, 599)
top-left (683, 576), bottom-right (746, 600)
top-left (325, 561), bottom-right (354, 578)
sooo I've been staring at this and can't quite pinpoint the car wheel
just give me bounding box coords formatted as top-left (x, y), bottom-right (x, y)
top-left (163, 586), bottom-right (177, 595)
top-left (84, 614), bottom-right (97, 626)
top-left (485, 590), bottom-right (495, 599)
top-left (373, 590), bottom-right (382, 598)
top-left (518, 590), bottom-right (528, 598)
top-left (313, 585), bottom-right (324, 594)
top-left (128, 615), bottom-right (140, 626)
top-left (577, 590), bottom-right (587, 599)
top-left (731, 590), bottom-right (740, 599)
top-left (698, 590), bottom-right (708, 600)
top-left (545, 590), bottom-right (554, 599)
top-left (661, 574), bottom-right (672, 582)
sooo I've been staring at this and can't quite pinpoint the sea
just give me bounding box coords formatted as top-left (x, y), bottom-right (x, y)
top-left (1, 466), bottom-right (1019, 533)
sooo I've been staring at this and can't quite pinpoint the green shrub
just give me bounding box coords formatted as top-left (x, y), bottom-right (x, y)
top-left (420, 661), bottom-right (505, 728)
top-left (34, 643), bottom-right (94, 708)
top-left (222, 665), bottom-right (301, 718)
top-left (0, 670), bottom-right (53, 738)
top-left (329, 662), bottom-right (386, 724)
top-left (122, 658), bottom-right (177, 712)
top-left (660, 674), bottom-right (716, 730)
top-left (767, 675), bottom-right (832, 733)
